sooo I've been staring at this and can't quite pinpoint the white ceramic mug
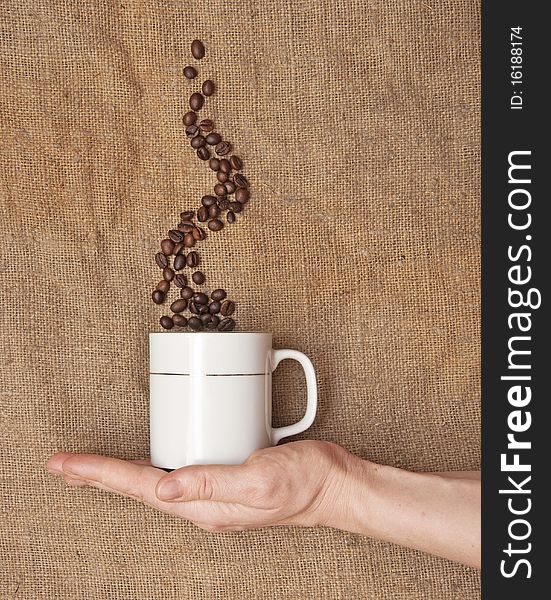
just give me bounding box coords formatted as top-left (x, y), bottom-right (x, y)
top-left (149, 332), bottom-right (317, 470)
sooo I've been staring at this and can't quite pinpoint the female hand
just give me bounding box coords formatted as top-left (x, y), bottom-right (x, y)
top-left (47, 440), bottom-right (480, 567)
top-left (47, 440), bottom-right (349, 532)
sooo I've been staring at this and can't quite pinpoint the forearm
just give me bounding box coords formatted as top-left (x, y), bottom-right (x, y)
top-left (322, 456), bottom-right (481, 568)
top-left (433, 470), bottom-right (481, 480)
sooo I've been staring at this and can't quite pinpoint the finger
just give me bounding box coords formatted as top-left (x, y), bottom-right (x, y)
top-left (47, 452), bottom-right (74, 474)
top-left (155, 462), bottom-right (267, 504)
top-left (173, 499), bottom-right (268, 529)
top-left (61, 454), bottom-right (277, 527)
top-left (49, 453), bottom-right (151, 472)
top-left (63, 475), bottom-right (87, 487)
top-left (60, 454), bottom-right (174, 513)
top-left (192, 521), bottom-right (248, 533)
top-left (48, 453), bottom-right (153, 484)
top-left (179, 499), bottom-right (282, 529)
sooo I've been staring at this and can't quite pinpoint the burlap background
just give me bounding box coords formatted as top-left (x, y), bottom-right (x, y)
top-left (0, 0), bottom-right (480, 598)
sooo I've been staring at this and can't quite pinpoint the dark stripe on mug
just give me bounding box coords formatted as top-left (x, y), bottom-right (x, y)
top-left (149, 372), bottom-right (266, 377)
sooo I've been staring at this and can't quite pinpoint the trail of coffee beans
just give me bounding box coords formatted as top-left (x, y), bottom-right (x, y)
top-left (151, 40), bottom-right (249, 332)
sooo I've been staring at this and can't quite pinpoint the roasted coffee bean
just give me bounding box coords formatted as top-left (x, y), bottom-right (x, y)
top-left (188, 316), bottom-right (203, 330)
top-left (173, 241), bottom-right (185, 255)
top-left (163, 266), bottom-right (175, 281)
top-left (192, 270), bottom-right (205, 285)
top-left (178, 222), bottom-right (195, 233)
top-left (234, 173), bottom-right (249, 188)
top-left (174, 273), bottom-right (187, 287)
top-left (209, 157), bottom-right (220, 171)
top-left (173, 254), bottom-right (187, 271)
top-left (199, 119), bottom-right (214, 132)
top-left (176, 231), bottom-right (192, 249)
top-left (217, 197), bottom-right (230, 210)
top-left (215, 141), bottom-right (231, 156)
top-left (168, 229), bottom-right (184, 243)
top-left (183, 65), bottom-right (197, 79)
top-left (227, 210), bottom-right (236, 224)
top-left (152, 289), bottom-right (165, 304)
top-left (209, 300), bottom-right (221, 314)
top-left (205, 132), bottom-right (222, 146)
top-left (185, 124), bottom-right (199, 139)
top-left (191, 135), bottom-right (205, 149)
top-left (170, 299), bottom-right (188, 313)
top-left (184, 233), bottom-right (195, 247)
top-left (192, 292), bottom-right (209, 305)
top-left (230, 201), bottom-right (243, 213)
top-left (206, 315), bottom-right (219, 329)
top-left (214, 183), bottom-right (226, 196)
top-left (173, 314), bottom-right (188, 327)
top-left (208, 218), bottom-right (224, 231)
top-left (191, 227), bottom-right (203, 242)
top-left (235, 187), bottom-right (250, 203)
top-left (202, 80), bottom-right (215, 96)
top-left (219, 159), bottom-right (231, 173)
top-left (155, 252), bottom-right (168, 268)
top-left (201, 195), bottom-right (217, 207)
top-left (161, 238), bottom-right (175, 256)
top-left (180, 210), bottom-right (195, 221)
top-left (183, 111), bottom-right (197, 126)
top-left (191, 40), bottom-right (205, 60)
top-left (230, 155), bottom-right (243, 170)
top-left (211, 315), bottom-right (220, 327)
top-left (200, 313), bottom-right (212, 326)
top-left (220, 300), bottom-right (235, 316)
top-left (157, 280), bottom-right (170, 294)
top-left (211, 288), bottom-right (227, 301)
top-left (190, 301), bottom-right (208, 315)
top-left (208, 204), bottom-right (220, 218)
top-left (185, 251), bottom-right (199, 267)
top-left (225, 181), bottom-right (237, 195)
top-left (217, 170), bottom-right (229, 183)
top-left (189, 92), bottom-right (204, 111)
top-left (196, 146), bottom-right (210, 160)
top-left (218, 317), bottom-right (235, 332)
top-left (197, 206), bottom-right (209, 222)
top-left (180, 286), bottom-right (194, 300)
top-left (188, 315), bottom-right (204, 330)
top-left (160, 315), bottom-right (174, 330)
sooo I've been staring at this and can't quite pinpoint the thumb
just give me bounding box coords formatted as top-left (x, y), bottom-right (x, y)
top-left (155, 463), bottom-right (260, 503)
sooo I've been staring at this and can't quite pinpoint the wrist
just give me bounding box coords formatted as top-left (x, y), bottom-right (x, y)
top-left (314, 445), bottom-right (379, 535)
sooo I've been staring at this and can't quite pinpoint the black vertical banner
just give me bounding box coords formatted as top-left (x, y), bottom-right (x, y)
top-left (482, 1), bottom-right (548, 597)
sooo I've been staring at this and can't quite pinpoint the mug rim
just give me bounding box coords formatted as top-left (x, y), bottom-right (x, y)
top-left (149, 331), bottom-right (272, 337)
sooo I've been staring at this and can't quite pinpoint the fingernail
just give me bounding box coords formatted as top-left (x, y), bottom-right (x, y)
top-left (157, 479), bottom-right (182, 501)
top-left (46, 453), bottom-right (70, 474)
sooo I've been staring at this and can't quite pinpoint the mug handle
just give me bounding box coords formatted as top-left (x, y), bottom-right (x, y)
top-left (270, 349), bottom-right (318, 445)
